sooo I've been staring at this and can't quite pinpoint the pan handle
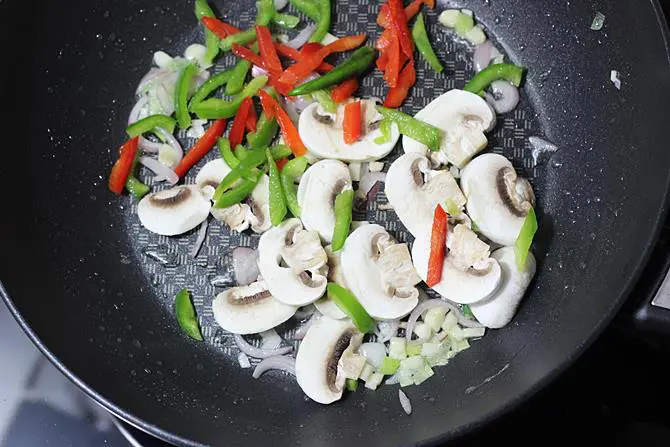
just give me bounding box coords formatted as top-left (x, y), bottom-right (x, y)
top-left (631, 267), bottom-right (670, 337)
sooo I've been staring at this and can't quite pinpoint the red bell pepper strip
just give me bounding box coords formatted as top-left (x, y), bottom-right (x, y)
top-left (278, 34), bottom-right (367, 85)
top-left (175, 119), bottom-right (228, 177)
top-left (275, 157), bottom-right (289, 171)
top-left (108, 137), bottom-right (140, 195)
top-left (426, 204), bottom-right (448, 288)
top-left (388, 0), bottom-right (414, 59)
top-left (246, 106), bottom-right (258, 132)
top-left (343, 101), bottom-right (362, 145)
top-left (258, 90), bottom-right (307, 156)
top-left (376, 51), bottom-right (389, 71)
top-left (331, 79), bottom-right (359, 103)
top-left (232, 44), bottom-right (265, 69)
top-left (384, 59), bottom-right (416, 107)
top-left (201, 17), bottom-right (242, 39)
top-left (268, 75), bottom-right (295, 96)
top-left (377, 0), bottom-right (434, 28)
top-left (384, 30), bottom-right (401, 87)
top-left (229, 97), bottom-right (253, 148)
top-left (256, 26), bottom-right (283, 76)
top-left (275, 43), bottom-right (334, 73)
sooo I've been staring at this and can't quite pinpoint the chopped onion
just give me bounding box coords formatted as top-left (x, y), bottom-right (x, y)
top-left (357, 172), bottom-right (387, 200)
top-left (139, 156), bottom-right (179, 185)
top-left (398, 390), bottom-right (412, 415)
top-left (190, 220), bottom-right (209, 258)
top-left (234, 334), bottom-right (292, 359)
top-left (286, 24), bottom-right (316, 49)
top-left (237, 352), bottom-right (252, 369)
top-left (232, 247), bottom-right (260, 286)
top-left (294, 304), bottom-right (316, 320)
top-left (153, 51), bottom-right (173, 68)
top-left (128, 95), bottom-right (150, 125)
top-left (610, 70), bottom-right (621, 90)
top-left (154, 127), bottom-right (183, 167)
top-left (294, 311), bottom-right (320, 340)
top-left (274, 0), bottom-right (288, 10)
top-left (376, 319), bottom-right (400, 342)
top-left (359, 343), bottom-right (386, 369)
top-left (138, 136), bottom-right (164, 153)
top-left (252, 65), bottom-right (268, 78)
top-left (591, 12), bottom-right (606, 31)
top-left (252, 355), bottom-right (296, 379)
top-left (184, 44), bottom-right (208, 67)
top-left (483, 80), bottom-right (519, 114)
top-left (473, 41), bottom-right (502, 72)
top-left (406, 299), bottom-right (483, 340)
top-left (259, 329), bottom-right (282, 350)
top-left (136, 68), bottom-right (164, 95)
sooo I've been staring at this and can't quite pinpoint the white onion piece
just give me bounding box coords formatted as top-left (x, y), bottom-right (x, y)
top-left (274, 0), bottom-right (288, 10)
top-left (252, 355), bottom-right (296, 378)
top-left (286, 24), bottom-right (316, 49)
top-left (154, 127), bottom-right (183, 166)
top-left (190, 220), bottom-right (209, 258)
top-left (484, 80), bottom-right (520, 114)
top-left (252, 65), bottom-right (268, 78)
top-left (237, 352), bottom-right (252, 369)
top-left (359, 343), bottom-right (387, 369)
top-left (294, 311), bottom-right (320, 340)
top-left (398, 390), bottom-right (412, 415)
top-left (260, 329), bottom-right (282, 350)
top-left (139, 156), bottom-right (179, 185)
top-left (376, 319), bottom-right (400, 342)
top-left (357, 172), bottom-right (387, 199)
top-left (406, 299), bottom-right (483, 341)
top-left (385, 374), bottom-right (400, 385)
top-left (292, 94), bottom-right (315, 112)
top-left (473, 41), bottom-right (502, 72)
top-left (136, 68), bottom-right (164, 95)
top-left (232, 247), bottom-right (260, 286)
top-left (283, 98), bottom-right (301, 124)
top-left (138, 137), bottom-right (164, 153)
top-left (234, 334), bottom-right (293, 359)
top-left (294, 304), bottom-right (316, 320)
top-left (128, 95), bottom-right (150, 125)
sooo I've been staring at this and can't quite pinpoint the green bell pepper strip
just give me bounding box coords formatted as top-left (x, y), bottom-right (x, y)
top-left (267, 148), bottom-right (287, 226)
top-left (214, 173), bottom-right (261, 208)
top-left (175, 289), bottom-right (203, 341)
top-left (125, 176), bottom-right (150, 199)
top-left (218, 137), bottom-right (239, 168)
top-left (191, 76), bottom-right (268, 119)
top-left (194, 0), bottom-right (219, 65)
top-left (226, 60), bottom-right (252, 95)
top-left (190, 69), bottom-right (233, 106)
top-left (288, 46), bottom-right (376, 96)
top-left (270, 144), bottom-right (293, 159)
top-left (248, 112), bottom-right (279, 150)
top-left (218, 0), bottom-right (275, 51)
top-left (212, 147), bottom-right (267, 202)
top-left (289, 0), bottom-right (320, 21)
top-left (379, 357), bottom-right (400, 375)
top-left (126, 114), bottom-right (177, 137)
top-left (345, 378), bottom-right (358, 392)
top-left (235, 144), bottom-right (250, 160)
top-left (312, 90), bottom-right (337, 113)
top-left (280, 156), bottom-right (308, 217)
top-left (464, 63), bottom-right (525, 95)
top-left (220, 29), bottom-right (257, 52)
top-left (326, 283), bottom-right (375, 333)
top-left (461, 304), bottom-right (475, 319)
top-left (445, 198), bottom-right (461, 217)
top-left (256, 0), bottom-right (275, 25)
top-left (373, 119), bottom-right (391, 145)
top-left (412, 13), bottom-right (443, 73)
top-left (175, 63), bottom-right (197, 129)
top-left (331, 189), bottom-right (354, 251)
top-left (376, 106), bottom-right (442, 151)
top-left (514, 207), bottom-right (537, 271)
top-left (273, 13), bottom-right (300, 28)
top-left (309, 0), bottom-right (331, 43)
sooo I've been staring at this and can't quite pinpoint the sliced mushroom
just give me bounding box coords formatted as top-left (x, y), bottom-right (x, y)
top-left (212, 280), bottom-right (297, 334)
top-left (257, 219), bottom-right (328, 306)
top-left (412, 233), bottom-right (502, 304)
top-left (460, 153), bottom-right (535, 246)
top-left (341, 224), bottom-right (420, 320)
top-left (298, 100), bottom-right (400, 162)
top-left (314, 245), bottom-right (348, 320)
top-left (402, 89), bottom-right (496, 167)
top-left (297, 159), bottom-right (353, 243)
top-left (469, 247), bottom-right (536, 328)
top-left (295, 316), bottom-right (362, 404)
top-left (196, 159), bottom-right (271, 234)
top-left (385, 152), bottom-right (466, 237)
top-left (137, 185), bottom-right (211, 236)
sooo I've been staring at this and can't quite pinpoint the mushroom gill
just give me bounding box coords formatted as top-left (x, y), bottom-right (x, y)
top-left (326, 330), bottom-right (354, 392)
top-left (497, 167), bottom-right (536, 217)
top-left (149, 186), bottom-right (192, 207)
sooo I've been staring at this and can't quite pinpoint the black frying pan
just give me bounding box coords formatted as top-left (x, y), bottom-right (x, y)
top-left (2, 0), bottom-right (670, 445)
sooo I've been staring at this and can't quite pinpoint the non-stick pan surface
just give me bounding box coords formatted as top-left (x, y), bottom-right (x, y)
top-left (2, 0), bottom-right (670, 446)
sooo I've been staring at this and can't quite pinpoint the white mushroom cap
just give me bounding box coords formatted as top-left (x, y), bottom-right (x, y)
top-left (137, 185), bottom-right (211, 236)
top-left (314, 245), bottom-right (348, 319)
top-left (402, 89), bottom-right (495, 167)
top-left (470, 247), bottom-right (536, 328)
top-left (460, 153), bottom-right (535, 246)
top-left (297, 159), bottom-right (352, 243)
top-left (212, 280), bottom-right (298, 334)
top-left (195, 158), bottom-right (232, 200)
top-left (341, 224), bottom-right (420, 320)
top-left (385, 152), bottom-right (466, 237)
top-left (257, 219), bottom-right (328, 306)
top-left (299, 100), bottom-right (400, 162)
top-left (412, 233), bottom-right (502, 304)
top-left (296, 316), bottom-right (361, 404)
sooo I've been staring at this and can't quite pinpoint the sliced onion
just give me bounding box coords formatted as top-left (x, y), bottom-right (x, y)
top-left (294, 311), bottom-right (320, 340)
top-left (286, 24), bottom-right (316, 49)
top-left (359, 343), bottom-right (386, 369)
top-left (128, 95), bottom-right (150, 125)
top-left (259, 329), bottom-right (282, 350)
top-left (251, 65), bottom-right (268, 78)
top-left (139, 137), bottom-right (165, 153)
top-left (357, 172), bottom-right (387, 199)
top-left (473, 41), bottom-right (502, 72)
top-left (139, 156), bottom-right (179, 185)
top-left (190, 220), bottom-right (209, 258)
top-left (398, 390), bottom-right (412, 415)
top-left (232, 247), bottom-right (260, 286)
top-left (155, 83), bottom-right (175, 115)
top-left (376, 319), bottom-right (400, 342)
top-left (154, 127), bottom-right (183, 166)
top-left (274, 0), bottom-right (288, 10)
top-left (252, 355), bottom-right (296, 378)
top-left (234, 334), bottom-right (292, 359)
top-left (136, 68), bottom-right (164, 95)
top-left (237, 352), bottom-right (252, 369)
top-left (484, 80), bottom-right (519, 114)
top-left (283, 98), bottom-right (300, 124)
top-left (292, 94), bottom-right (315, 112)
top-left (406, 299), bottom-right (483, 340)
